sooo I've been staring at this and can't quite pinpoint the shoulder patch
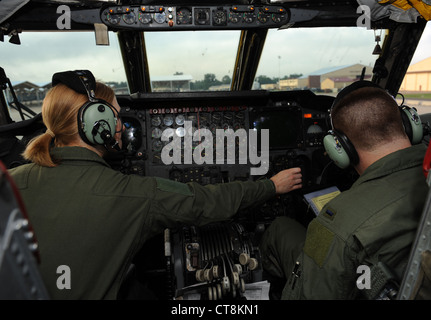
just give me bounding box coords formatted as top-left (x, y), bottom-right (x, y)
top-left (303, 221), bottom-right (335, 267)
top-left (155, 177), bottom-right (194, 196)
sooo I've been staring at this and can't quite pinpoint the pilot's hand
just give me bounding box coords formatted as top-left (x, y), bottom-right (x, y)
top-left (270, 167), bottom-right (302, 195)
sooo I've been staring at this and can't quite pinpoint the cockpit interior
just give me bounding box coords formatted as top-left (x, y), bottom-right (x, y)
top-left (1, 0), bottom-right (431, 301)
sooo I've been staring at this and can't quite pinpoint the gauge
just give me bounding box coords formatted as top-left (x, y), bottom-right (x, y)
top-left (177, 7), bottom-right (192, 24)
top-left (307, 124), bottom-right (323, 134)
top-left (229, 11), bottom-right (242, 23)
top-left (154, 12), bottom-right (167, 24)
top-left (152, 140), bottom-right (163, 152)
top-left (257, 11), bottom-right (270, 23)
top-left (164, 115), bottom-right (174, 126)
top-left (107, 13), bottom-right (121, 25)
top-left (175, 114), bottom-right (185, 126)
top-left (139, 12), bottom-right (152, 24)
top-left (176, 127), bottom-right (185, 137)
top-left (195, 8), bottom-right (210, 25)
top-left (272, 13), bottom-right (286, 23)
top-left (123, 12), bottom-right (136, 24)
top-left (213, 10), bottom-right (227, 26)
top-left (243, 12), bottom-right (255, 23)
top-left (152, 127), bottom-right (163, 139)
top-left (151, 115), bottom-right (162, 127)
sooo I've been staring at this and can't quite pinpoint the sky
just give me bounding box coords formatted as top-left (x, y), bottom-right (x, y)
top-left (0, 22), bottom-right (430, 85)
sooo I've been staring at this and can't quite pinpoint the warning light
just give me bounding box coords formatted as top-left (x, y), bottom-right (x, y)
top-left (304, 113), bottom-right (312, 119)
top-left (141, 6), bottom-right (146, 12)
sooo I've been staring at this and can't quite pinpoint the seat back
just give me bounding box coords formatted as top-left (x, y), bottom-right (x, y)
top-left (397, 142), bottom-right (431, 299)
top-left (0, 161), bottom-right (49, 299)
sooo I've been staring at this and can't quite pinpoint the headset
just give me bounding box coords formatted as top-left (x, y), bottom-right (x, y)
top-left (323, 80), bottom-right (423, 169)
top-left (52, 70), bottom-right (121, 151)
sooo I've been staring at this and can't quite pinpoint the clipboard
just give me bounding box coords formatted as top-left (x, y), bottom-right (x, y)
top-left (303, 186), bottom-right (341, 216)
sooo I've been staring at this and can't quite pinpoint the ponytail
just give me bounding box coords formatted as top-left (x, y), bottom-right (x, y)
top-left (23, 131), bottom-right (57, 167)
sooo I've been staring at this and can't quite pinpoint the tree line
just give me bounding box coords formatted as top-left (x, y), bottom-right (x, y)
top-left (104, 73), bottom-right (303, 91)
top-left (190, 73), bottom-right (303, 90)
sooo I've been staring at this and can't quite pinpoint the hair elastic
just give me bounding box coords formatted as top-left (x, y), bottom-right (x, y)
top-left (45, 128), bottom-right (55, 138)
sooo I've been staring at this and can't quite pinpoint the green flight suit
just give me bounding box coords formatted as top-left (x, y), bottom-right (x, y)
top-left (260, 144), bottom-right (429, 299)
top-left (8, 146), bottom-right (276, 299)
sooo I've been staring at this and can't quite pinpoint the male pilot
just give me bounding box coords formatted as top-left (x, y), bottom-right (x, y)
top-left (259, 81), bottom-right (428, 299)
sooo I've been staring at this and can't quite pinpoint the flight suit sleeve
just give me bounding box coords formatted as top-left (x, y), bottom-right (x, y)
top-left (146, 178), bottom-right (276, 236)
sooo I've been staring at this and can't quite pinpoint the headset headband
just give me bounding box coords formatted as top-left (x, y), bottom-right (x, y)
top-left (52, 70), bottom-right (97, 101)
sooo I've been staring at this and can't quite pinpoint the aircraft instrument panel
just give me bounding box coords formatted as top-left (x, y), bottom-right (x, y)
top-left (100, 5), bottom-right (289, 30)
top-left (110, 89), bottom-right (350, 300)
top-left (115, 90), bottom-right (332, 186)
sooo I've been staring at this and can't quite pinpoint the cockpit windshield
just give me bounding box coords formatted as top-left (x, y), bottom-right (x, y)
top-left (0, 31), bottom-right (128, 92)
top-left (145, 30), bottom-right (240, 92)
top-left (1, 26), bottom-right (385, 99)
top-left (144, 26), bottom-right (386, 93)
top-left (254, 27), bottom-right (386, 92)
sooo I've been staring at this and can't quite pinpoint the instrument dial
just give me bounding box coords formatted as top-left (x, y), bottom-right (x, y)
top-left (152, 140), bottom-right (163, 152)
top-left (272, 13), bottom-right (286, 23)
top-left (139, 12), bottom-right (152, 24)
top-left (229, 11), bottom-right (242, 23)
top-left (151, 115), bottom-right (162, 127)
top-left (243, 12), bottom-right (255, 23)
top-left (177, 7), bottom-right (192, 24)
top-left (107, 13), bottom-right (121, 24)
top-left (213, 10), bottom-right (227, 25)
top-left (176, 127), bottom-right (185, 137)
top-left (154, 11), bottom-right (167, 24)
top-left (152, 127), bottom-right (163, 139)
top-left (123, 12), bottom-right (136, 24)
top-left (257, 11), bottom-right (270, 23)
top-left (175, 114), bottom-right (185, 126)
top-left (164, 115), bottom-right (174, 126)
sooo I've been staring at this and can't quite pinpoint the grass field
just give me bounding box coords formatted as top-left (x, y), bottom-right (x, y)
top-left (403, 93), bottom-right (431, 100)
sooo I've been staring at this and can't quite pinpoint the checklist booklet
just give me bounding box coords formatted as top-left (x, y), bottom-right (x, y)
top-left (303, 186), bottom-right (341, 215)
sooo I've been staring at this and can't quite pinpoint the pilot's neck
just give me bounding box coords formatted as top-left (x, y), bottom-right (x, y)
top-left (63, 139), bottom-right (105, 158)
top-left (354, 139), bottom-right (412, 175)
